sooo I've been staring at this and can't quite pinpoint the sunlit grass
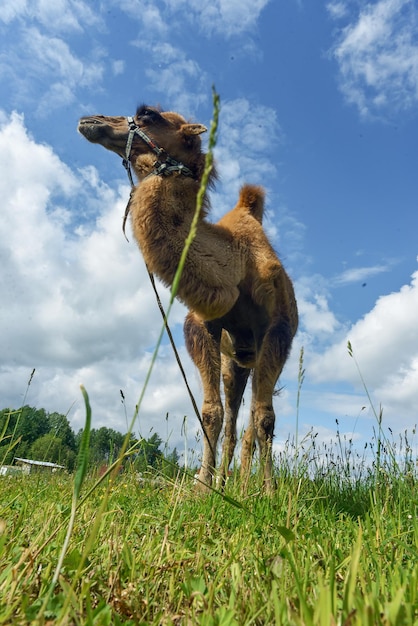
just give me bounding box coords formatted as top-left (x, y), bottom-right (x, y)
top-left (0, 440), bottom-right (417, 625)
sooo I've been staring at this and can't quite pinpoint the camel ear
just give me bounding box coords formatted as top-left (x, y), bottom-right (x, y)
top-left (181, 123), bottom-right (207, 136)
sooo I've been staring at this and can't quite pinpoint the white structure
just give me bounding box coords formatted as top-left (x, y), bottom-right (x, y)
top-left (14, 457), bottom-right (65, 474)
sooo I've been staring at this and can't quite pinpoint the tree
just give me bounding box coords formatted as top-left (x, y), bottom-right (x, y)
top-left (29, 434), bottom-right (76, 471)
top-left (87, 427), bottom-right (126, 465)
top-left (134, 433), bottom-right (164, 472)
top-left (48, 412), bottom-right (76, 451)
top-left (0, 406), bottom-right (50, 464)
top-left (18, 406), bottom-right (50, 444)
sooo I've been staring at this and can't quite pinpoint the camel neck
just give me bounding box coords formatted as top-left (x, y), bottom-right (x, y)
top-left (131, 176), bottom-right (197, 244)
top-left (138, 175), bottom-right (199, 217)
top-left (128, 176), bottom-right (203, 285)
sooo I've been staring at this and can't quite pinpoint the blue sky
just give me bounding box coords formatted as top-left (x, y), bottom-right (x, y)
top-left (1, 0), bottom-right (417, 463)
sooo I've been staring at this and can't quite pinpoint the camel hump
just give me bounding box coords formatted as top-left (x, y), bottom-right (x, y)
top-left (238, 185), bottom-right (265, 223)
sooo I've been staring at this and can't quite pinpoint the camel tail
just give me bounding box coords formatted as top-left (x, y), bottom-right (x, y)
top-left (238, 184), bottom-right (265, 223)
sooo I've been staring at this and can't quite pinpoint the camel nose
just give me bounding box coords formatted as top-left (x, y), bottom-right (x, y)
top-left (77, 117), bottom-right (106, 141)
top-left (78, 116), bottom-right (104, 126)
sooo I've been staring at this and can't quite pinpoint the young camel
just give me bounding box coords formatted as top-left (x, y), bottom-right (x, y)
top-left (78, 104), bottom-right (298, 492)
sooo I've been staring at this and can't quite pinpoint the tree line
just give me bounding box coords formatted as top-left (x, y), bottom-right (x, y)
top-left (0, 405), bottom-right (179, 474)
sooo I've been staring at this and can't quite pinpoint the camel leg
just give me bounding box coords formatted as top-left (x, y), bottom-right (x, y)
top-left (184, 313), bottom-right (223, 491)
top-left (251, 377), bottom-right (276, 493)
top-left (219, 355), bottom-right (250, 484)
top-left (242, 318), bottom-right (293, 493)
top-left (241, 371), bottom-right (277, 493)
top-left (240, 395), bottom-right (256, 490)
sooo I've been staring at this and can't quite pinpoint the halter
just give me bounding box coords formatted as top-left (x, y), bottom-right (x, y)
top-left (121, 116), bottom-right (194, 238)
top-left (122, 116), bottom-right (193, 186)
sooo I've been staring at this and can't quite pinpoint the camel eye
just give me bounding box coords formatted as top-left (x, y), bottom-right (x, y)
top-left (136, 105), bottom-right (157, 120)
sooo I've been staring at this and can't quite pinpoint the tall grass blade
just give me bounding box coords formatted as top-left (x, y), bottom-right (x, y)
top-left (73, 385), bottom-right (92, 500)
top-left (342, 525), bottom-right (362, 617)
top-left (37, 385), bottom-right (92, 620)
top-left (296, 346), bottom-right (305, 453)
top-left (0, 410), bottom-right (22, 466)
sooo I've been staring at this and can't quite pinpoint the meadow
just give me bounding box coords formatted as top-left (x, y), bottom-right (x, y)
top-left (0, 421), bottom-right (417, 625)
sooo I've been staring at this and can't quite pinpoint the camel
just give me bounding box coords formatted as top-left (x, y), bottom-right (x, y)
top-left (78, 104), bottom-right (298, 492)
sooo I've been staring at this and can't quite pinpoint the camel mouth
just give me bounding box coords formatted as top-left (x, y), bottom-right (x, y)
top-left (78, 117), bottom-right (108, 142)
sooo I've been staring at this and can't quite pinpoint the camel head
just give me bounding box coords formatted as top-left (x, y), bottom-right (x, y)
top-left (78, 105), bottom-right (207, 181)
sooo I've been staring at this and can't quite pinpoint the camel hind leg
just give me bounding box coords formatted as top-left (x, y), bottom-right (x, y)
top-left (241, 317), bottom-right (293, 493)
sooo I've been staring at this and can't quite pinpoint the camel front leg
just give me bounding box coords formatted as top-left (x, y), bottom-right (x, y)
top-left (240, 408), bottom-right (255, 492)
top-left (252, 396), bottom-right (276, 493)
top-left (220, 355), bottom-right (250, 485)
top-left (184, 313), bottom-right (223, 491)
top-left (199, 393), bottom-right (223, 490)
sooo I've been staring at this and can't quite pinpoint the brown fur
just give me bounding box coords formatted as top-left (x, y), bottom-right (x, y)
top-left (78, 104), bottom-right (298, 492)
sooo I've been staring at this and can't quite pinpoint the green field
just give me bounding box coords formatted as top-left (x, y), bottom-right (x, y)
top-left (1, 429), bottom-right (417, 625)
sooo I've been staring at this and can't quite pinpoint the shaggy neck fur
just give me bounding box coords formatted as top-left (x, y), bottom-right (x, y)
top-left (129, 171), bottom-right (242, 321)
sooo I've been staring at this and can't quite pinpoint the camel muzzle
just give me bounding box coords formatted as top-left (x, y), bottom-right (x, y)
top-left (77, 116), bottom-right (108, 142)
top-left (77, 117), bottom-right (130, 157)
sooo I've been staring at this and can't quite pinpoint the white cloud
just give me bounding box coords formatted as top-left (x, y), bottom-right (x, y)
top-left (0, 24), bottom-right (105, 114)
top-left (114, 0), bottom-right (271, 40)
top-left (306, 269), bottom-right (418, 426)
top-left (327, 2), bottom-right (349, 20)
top-left (377, 355), bottom-right (418, 409)
top-left (145, 58), bottom-right (206, 114)
top-left (0, 0), bottom-right (272, 121)
top-left (130, 38), bottom-right (208, 115)
top-left (329, 0), bottom-right (418, 116)
top-left (212, 98), bottom-right (282, 220)
top-left (273, 210), bottom-right (307, 266)
top-left (112, 0), bottom-right (168, 35)
top-left (0, 0), bottom-right (102, 32)
top-left (112, 60), bottom-right (125, 76)
top-left (24, 27), bottom-right (84, 78)
top-left (153, 0), bottom-right (271, 38)
top-left (215, 0), bottom-right (271, 36)
top-left (333, 263), bottom-right (391, 285)
top-left (304, 391), bottom-right (368, 420)
top-left (298, 294), bottom-right (341, 335)
top-left (0, 0), bottom-right (26, 23)
top-left (291, 275), bottom-right (343, 362)
top-left (281, 261), bottom-right (418, 436)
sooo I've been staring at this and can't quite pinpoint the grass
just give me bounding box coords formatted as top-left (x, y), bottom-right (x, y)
top-left (0, 440), bottom-right (417, 625)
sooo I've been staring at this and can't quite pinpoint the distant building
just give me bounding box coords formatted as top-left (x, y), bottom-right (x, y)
top-left (0, 465), bottom-right (23, 476)
top-left (13, 457), bottom-right (65, 474)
